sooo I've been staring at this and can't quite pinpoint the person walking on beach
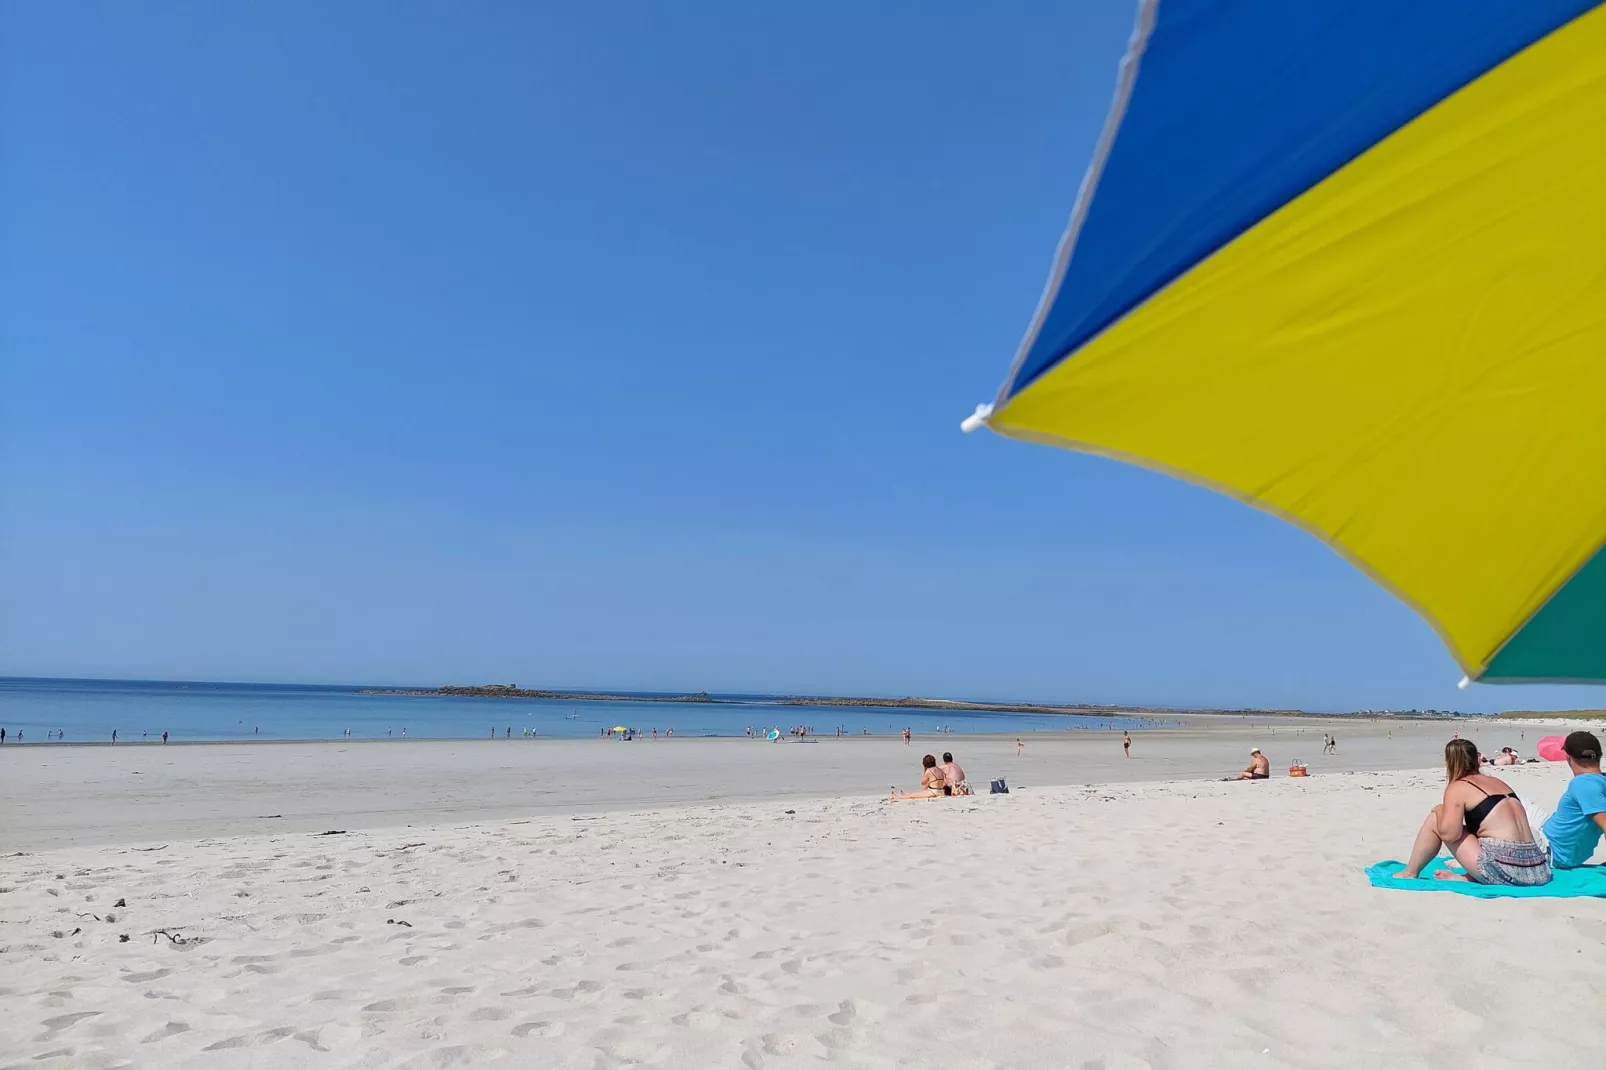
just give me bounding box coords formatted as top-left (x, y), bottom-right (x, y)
top-left (1122, 731), bottom-right (1131, 758)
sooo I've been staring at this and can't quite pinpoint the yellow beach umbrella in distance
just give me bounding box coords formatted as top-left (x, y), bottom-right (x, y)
top-left (966, 0), bottom-right (1606, 684)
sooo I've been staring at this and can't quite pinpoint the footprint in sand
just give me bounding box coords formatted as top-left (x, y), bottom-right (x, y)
top-left (670, 1008), bottom-right (724, 1030)
top-left (550, 980), bottom-right (604, 1002)
top-left (499, 985), bottom-right (541, 997)
top-left (1064, 921), bottom-right (1118, 947)
top-left (511, 1020), bottom-right (564, 1038)
top-left (139, 1021), bottom-right (192, 1043)
top-left (202, 1035), bottom-right (249, 1051)
top-left (761, 1032), bottom-right (824, 1057)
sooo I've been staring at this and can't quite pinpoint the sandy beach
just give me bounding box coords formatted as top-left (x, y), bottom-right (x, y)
top-left (0, 716), bottom-right (1532, 851)
top-left (3, 724), bottom-right (1602, 1068)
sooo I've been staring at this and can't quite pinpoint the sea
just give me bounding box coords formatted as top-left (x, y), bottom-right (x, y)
top-left (0, 678), bottom-right (1174, 743)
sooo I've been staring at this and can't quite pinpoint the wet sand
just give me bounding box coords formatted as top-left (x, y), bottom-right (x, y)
top-left (0, 716), bottom-right (1538, 851)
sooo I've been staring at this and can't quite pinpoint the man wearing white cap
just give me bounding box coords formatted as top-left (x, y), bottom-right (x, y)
top-left (1236, 748), bottom-right (1271, 780)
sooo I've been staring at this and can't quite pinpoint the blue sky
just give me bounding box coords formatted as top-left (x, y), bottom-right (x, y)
top-left (1, 2), bottom-right (1594, 712)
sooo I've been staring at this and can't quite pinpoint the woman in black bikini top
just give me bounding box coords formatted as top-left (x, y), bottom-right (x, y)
top-left (1460, 778), bottom-right (1518, 836)
top-left (1395, 739), bottom-right (1550, 887)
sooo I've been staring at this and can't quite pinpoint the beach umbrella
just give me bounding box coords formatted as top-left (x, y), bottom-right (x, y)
top-left (1537, 736), bottom-right (1569, 762)
top-left (965, 1), bottom-right (1605, 685)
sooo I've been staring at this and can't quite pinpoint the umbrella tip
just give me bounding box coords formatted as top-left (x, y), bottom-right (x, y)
top-left (960, 403), bottom-right (994, 433)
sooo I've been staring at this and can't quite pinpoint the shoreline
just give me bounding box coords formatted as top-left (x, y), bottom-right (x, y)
top-left (1, 709), bottom-right (1532, 750)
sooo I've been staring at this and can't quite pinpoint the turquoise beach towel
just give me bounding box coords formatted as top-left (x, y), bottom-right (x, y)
top-left (1367, 859), bottom-right (1606, 898)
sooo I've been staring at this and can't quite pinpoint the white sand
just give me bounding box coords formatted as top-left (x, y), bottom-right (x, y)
top-left (3, 757), bottom-right (1602, 1069)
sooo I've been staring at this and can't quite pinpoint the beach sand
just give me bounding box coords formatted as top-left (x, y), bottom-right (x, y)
top-left (2, 727), bottom-right (1601, 1068)
top-left (0, 716), bottom-right (1532, 850)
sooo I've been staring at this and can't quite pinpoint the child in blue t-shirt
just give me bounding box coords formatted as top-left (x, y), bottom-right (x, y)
top-left (1541, 731), bottom-right (1606, 868)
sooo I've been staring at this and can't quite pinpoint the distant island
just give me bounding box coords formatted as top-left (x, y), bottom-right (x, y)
top-left (355, 685), bottom-right (1493, 720)
top-left (360, 684), bottom-right (725, 704)
top-left (361, 684), bottom-right (1216, 716)
top-left (1498, 708), bottom-right (1606, 720)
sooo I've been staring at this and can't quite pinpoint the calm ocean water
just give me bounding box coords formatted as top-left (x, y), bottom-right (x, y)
top-left (0, 678), bottom-right (1173, 743)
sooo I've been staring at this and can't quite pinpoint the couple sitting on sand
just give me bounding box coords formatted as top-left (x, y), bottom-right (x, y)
top-left (1398, 731), bottom-right (1606, 887)
top-left (891, 752), bottom-right (971, 799)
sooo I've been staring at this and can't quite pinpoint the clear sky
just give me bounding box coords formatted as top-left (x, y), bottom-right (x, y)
top-left (1, 2), bottom-right (1594, 712)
